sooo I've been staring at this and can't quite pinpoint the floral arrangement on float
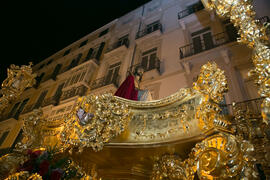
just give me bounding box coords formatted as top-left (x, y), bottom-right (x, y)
top-left (0, 148), bottom-right (87, 180)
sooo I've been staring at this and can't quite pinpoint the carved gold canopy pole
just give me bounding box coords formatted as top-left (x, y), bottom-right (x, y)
top-left (201, 0), bottom-right (270, 125)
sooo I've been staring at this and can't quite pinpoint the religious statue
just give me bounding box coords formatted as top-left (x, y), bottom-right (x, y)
top-left (114, 66), bottom-right (152, 101)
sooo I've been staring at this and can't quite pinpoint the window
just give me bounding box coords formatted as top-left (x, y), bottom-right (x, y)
top-left (95, 42), bottom-right (105, 61)
top-left (14, 98), bottom-right (29, 119)
top-left (63, 49), bottom-right (71, 56)
top-left (38, 64), bottom-right (45, 70)
top-left (9, 102), bottom-right (20, 118)
top-left (35, 72), bottom-right (45, 88)
top-left (223, 19), bottom-right (238, 41)
top-left (47, 59), bottom-right (53, 65)
top-left (0, 131), bottom-right (9, 146)
top-left (105, 62), bottom-right (121, 85)
top-left (146, 21), bottom-right (161, 34)
top-left (141, 48), bottom-right (158, 71)
top-left (79, 40), bottom-right (88, 47)
top-left (51, 64), bottom-right (62, 80)
top-left (34, 90), bottom-right (48, 109)
top-left (67, 53), bottom-right (82, 70)
top-left (85, 48), bottom-right (94, 61)
top-left (191, 27), bottom-right (214, 53)
top-left (98, 28), bottom-right (109, 37)
top-left (54, 83), bottom-right (64, 104)
top-left (117, 35), bottom-right (129, 47)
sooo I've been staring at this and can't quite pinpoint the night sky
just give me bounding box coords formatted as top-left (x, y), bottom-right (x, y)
top-left (1, 0), bottom-right (151, 82)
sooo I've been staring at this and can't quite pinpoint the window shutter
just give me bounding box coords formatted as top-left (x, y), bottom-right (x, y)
top-left (192, 36), bottom-right (202, 54)
top-left (34, 90), bottom-right (48, 109)
top-left (149, 53), bottom-right (157, 70)
top-left (51, 64), bottom-right (62, 80)
top-left (14, 98), bottom-right (29, 119)
top-left (203, 32), bottom-right (214, 50)
top-left (85, 48), bottom-right (94, 61)
top-left (96, 42), bottom-right (105, 61)
top-left (141, 56), bottom-right (148, 71)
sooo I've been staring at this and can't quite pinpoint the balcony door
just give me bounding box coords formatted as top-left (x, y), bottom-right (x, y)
top-left (105, 62), bottom-right (121, 85)
top-left (141, 48), bottom-right (157, 71)
top-left (192, 28), bottom-right (214, 54)
top-left (117, 35), bottom-right (129, 47)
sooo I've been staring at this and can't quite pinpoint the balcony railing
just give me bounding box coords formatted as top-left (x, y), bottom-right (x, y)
top-left (136, 22), bottom-right (162, 39)
top-left (106, 39), bottom-right (129, 53)
top-left (179, 31), bottom-right (237, 59)
top-left (42, 96), bottom-right (58, 107)
top-left (22, 104), bottom-right (35, 114)
top-left (60, 85), bottom-right (87, 101)
top-left (178, 1), bottom-right (204, 20)
top-left (128, 58), bottom-right (161, 76)
top-left (219, 97), bottom-right (264, 116)
top-left (91, 75), bottom-right (120, 90)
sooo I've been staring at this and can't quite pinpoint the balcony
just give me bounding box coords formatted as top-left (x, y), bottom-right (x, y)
top-left (60, 85), bottom-right (87, 101)
top-left (135, 22), bottom-right (162, 41)
top-left (42, 96), bottom-right (59, 107)
top-left (128, 58), bottom-right (161, 76)
top-left (178, 1), bottom-right (204, 20)
top-left (179, 31), bottom-right (237, 59)
top-left (106, 39), bottom-right (129, 53)
top-left (91, 74), bottom-right (120, 91)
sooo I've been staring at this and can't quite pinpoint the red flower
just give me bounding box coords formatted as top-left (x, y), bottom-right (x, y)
top-left (50, 169), bottom-right (63, 180)
top-left (39, 160), bottom-right (50, 176)
top-left (30, 150), bottom-right (42, 159)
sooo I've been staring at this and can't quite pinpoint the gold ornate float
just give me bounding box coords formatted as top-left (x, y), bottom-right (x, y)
top-left (1, 0), bottom-right (270, 178)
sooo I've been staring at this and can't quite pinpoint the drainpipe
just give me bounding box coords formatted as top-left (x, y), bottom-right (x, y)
top-left (129, 4), bottom-right (145, 74)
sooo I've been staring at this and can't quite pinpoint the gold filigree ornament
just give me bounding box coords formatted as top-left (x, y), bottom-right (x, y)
top-left (193, 62), bottom-right (230, 132)
top-left (151, 133), bottom-right (257, 179)
top-left (61, 93), bottom-right (132, 152)
top-left (15, 109), bottom-right (47, 151)
top-left (0, 63), bottom-right (36, 113)
top-left (0, 153), bottom-right (28, 179)
top-left (201, 0), bottom-right (270, 126)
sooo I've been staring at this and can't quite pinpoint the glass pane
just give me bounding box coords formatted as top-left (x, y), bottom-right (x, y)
top-left (149, 53), bottom-right (157, 70)
top-left (141, 56), bottom-right (149, 71)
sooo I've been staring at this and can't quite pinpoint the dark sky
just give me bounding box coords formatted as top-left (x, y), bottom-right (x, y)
top-left (1, 0), bottom-right (151, 82)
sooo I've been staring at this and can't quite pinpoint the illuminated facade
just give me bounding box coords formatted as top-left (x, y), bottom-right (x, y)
top-left (1, 0), bottom-right (270, 178)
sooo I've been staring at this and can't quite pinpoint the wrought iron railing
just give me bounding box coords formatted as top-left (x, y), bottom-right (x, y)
top-left (219, 97), bottom-right (264, 116)
top-left (128, 58), bottom-right (161, 75)
top-left (178, 1), bottom-right (204, 19)
top-left (136, 22), bottom-right (162, 39)
top-left (106, 39), bottom-right (129, 53)
top-left (91, 74), bottom-right (120, 90)
top-left (179, 31), bottom-right (237, 59)
top-left (60, 85), bottom-right (88, 101)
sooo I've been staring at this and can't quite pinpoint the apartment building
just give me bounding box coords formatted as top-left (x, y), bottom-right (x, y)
top-left (0, 0), bottom-right (269, 158)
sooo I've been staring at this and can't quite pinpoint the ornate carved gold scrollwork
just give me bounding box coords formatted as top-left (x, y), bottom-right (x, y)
top-left (201, 0), bottom-right (270, 126)
top-left (0, 63), bottom-right (36, 113)
top-left (61, 94), bottom-right (132, 152)
top-left (193, 62), bottom-right (230, 132)
top-left (151, 133), bottom-right (257, 179)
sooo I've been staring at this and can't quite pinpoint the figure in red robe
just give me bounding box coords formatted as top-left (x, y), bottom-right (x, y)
top-left (115, 67), bottom-right (152, 101)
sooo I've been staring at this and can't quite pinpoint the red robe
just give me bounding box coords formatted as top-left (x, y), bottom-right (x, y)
top-left (114, 75), bottom-right (138, 100)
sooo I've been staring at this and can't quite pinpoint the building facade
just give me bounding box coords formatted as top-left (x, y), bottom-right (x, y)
top-left (0, 0), bottom-right (270, 175)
